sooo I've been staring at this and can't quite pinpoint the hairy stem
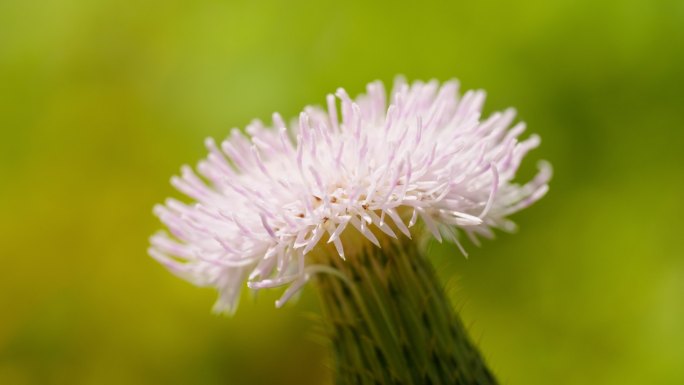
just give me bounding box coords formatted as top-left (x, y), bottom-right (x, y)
top-left (315, 240), bottom-right (497, 385)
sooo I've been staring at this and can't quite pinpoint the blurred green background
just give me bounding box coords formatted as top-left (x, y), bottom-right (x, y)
top-left (1, 0), bottom-right (683, 384)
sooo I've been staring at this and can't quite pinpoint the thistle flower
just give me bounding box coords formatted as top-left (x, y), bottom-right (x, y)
top-left (150, 78), bottom-right (551, 384)
top-left (149, 78), bottom-right (550, 315)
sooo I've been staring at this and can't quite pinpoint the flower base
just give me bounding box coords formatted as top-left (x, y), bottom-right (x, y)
top-left (315, 240), bottom-right (498, 385)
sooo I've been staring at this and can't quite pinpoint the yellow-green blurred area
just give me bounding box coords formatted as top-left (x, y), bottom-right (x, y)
top-left (1, 0), bottom-right (683, 384)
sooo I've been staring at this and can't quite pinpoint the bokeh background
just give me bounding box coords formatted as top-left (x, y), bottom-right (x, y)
top-left (1, 0), bottom-right (683, 384)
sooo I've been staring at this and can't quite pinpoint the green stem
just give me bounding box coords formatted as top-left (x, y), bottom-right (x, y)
top-left (315, 240), bottom-right (498, 385)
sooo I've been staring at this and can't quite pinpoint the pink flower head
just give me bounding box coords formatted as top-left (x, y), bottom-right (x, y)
top-left (149, 78), bottom-right (551, 314)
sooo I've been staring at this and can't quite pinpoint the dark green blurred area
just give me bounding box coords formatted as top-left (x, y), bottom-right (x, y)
top-left (1, 0), bottom-right (683, 384)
